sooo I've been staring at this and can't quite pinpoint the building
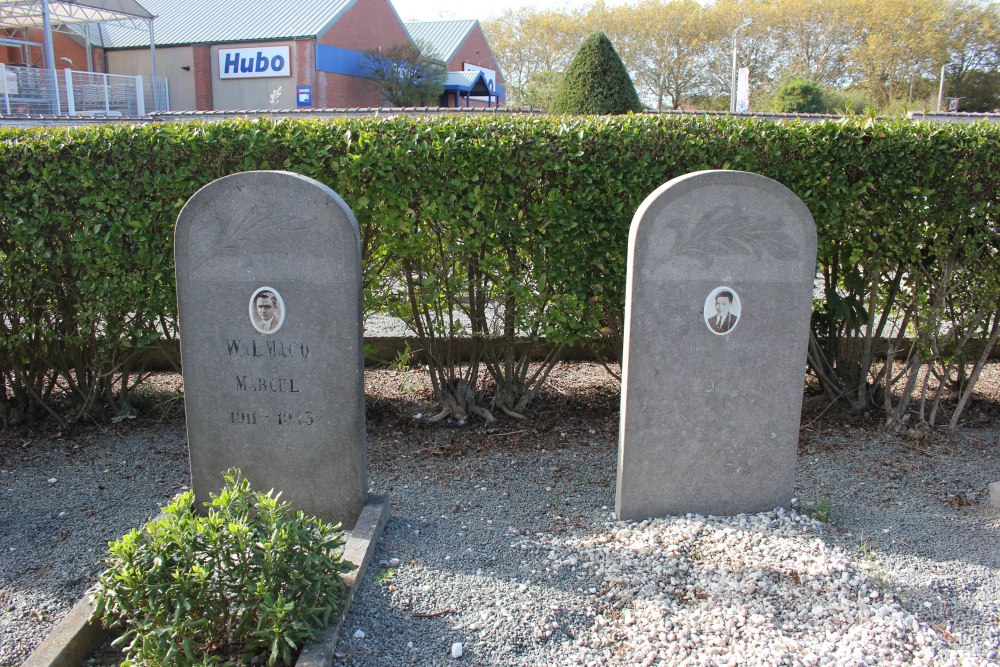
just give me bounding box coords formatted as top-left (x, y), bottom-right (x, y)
top-left (1, 26), bottom-right (107, 75)
top-left (2, 0), bottom-right (507, 114)
top-left (97, 0), bottom-right (416, 110)
top-left (405, 20), bottom-right (504, 107)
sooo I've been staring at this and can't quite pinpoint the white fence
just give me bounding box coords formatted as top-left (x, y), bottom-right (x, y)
top-left (1, 64), bottom-right (169, 116)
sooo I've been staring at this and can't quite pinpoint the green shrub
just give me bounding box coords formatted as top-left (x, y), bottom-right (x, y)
top-left (1, 115), bottom-right (998, 428)
top-left (91, 469), bottom-right (353, 666)
top-left (770, 78), bottom-right (827, 113)
top-left (550, 32), bottom-right (643, 114)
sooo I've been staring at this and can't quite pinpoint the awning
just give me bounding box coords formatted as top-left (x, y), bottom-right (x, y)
top-left (444, 70), bottom-right (492, 97)
top-left (1, 0), bottom-right (157, 114)
top-left (0, 0), bottom-right (153, 30)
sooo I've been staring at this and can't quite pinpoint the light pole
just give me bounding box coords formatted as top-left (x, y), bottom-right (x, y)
top-left (730, 18), bottom-right (753, 114)
top-left (937, 63), bottom-right (947, 112)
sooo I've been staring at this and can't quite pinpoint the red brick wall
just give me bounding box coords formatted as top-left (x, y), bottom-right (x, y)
top-left (315, 0), bottom-right (411, 107)
top-left (0, 29), bottom-right (100, 72)
top-left (294, 39), bottom-right (315, 89)
top-left (192, 44), bottom-right (213, 110)
top-left (447, 23), bottom-right (505, 107)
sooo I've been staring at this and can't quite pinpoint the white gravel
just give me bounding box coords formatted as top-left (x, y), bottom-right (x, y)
top-left (332, 428), bottom-right (1000, 666)
top-left (2, 417), bottom-right (998, 666)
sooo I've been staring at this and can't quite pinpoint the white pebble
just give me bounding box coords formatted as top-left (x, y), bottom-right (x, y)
top-left (451, 642), bottom-right (463, 658)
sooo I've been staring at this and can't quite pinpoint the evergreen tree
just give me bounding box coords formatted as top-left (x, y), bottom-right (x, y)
top-left (550, 32), bottom-right (643, 114)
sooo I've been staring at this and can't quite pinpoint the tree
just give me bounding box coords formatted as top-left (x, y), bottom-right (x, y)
top-left (483, 7), bottom-right (592, 107)
top-left (624, 0), bottom-right (710, 110)
top-left (550, 31), bottom-right (643, 114)
top-left (522, 70), bottom-right (565, 110)
top-left (949, 69), bottom-right (1000, 111)
top-left (483, 0), bottom-right (999, 114)
top-left (701, 0), bottom-right (780, 107)
top-left (847, 0), bottom-right (948, 108)
top-left (770, 77), bottom-right (827, 112)
top-left (364, 43), bottom-right (446, 106)
top-left (941, 0), bottom-right (1000, 111)
top-left (767, 0), bottom-right (857, 87)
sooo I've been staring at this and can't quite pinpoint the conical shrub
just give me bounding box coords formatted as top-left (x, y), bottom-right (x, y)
top-left (550, 31), bottom-right (643, 114)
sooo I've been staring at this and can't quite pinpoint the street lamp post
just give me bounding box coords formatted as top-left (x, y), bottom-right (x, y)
top-left (730, 18), bottom-right (753, 114)
top-left (937, 63), bottom-right (947, 112)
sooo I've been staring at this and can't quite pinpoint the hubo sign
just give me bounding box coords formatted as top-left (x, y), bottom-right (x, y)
top-left (219, 46), bottom-right (291, 79)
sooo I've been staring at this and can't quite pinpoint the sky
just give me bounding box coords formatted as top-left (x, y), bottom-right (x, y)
top-left (390, 0), bottom-right (628, 22)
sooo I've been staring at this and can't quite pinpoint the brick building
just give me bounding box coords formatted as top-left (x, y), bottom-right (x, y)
top-left (96, 0), bottom-right (506, 112)
top-left (1, 27), bottom-right (106, 74)
top-left (90, 0), bottom-right (418, 110)
top-left (406, 20), bottom-right (505, 107)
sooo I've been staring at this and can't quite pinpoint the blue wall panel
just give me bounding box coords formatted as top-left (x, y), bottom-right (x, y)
top-left (315, 44), bottom-right (369, 78)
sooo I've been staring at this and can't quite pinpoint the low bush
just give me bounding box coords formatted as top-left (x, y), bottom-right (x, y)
top-left (770, 78), bottom-right (827, 113)
top-left (91, 469), bottom-right (353, 666)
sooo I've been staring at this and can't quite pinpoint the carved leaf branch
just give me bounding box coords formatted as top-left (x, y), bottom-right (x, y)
top-left (192, 198), bottom-right (314, 269)
top-left (670, 205), bottom-right (799, 268)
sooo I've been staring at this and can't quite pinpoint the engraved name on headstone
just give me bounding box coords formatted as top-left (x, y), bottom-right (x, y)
top-left (175, 171), bottom-right (366, 527)
top-left (616, 170), bottom-right (817, 520)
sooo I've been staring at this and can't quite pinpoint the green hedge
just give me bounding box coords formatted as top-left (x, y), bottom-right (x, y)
top-left (1, 115), bottom-right (998, 426)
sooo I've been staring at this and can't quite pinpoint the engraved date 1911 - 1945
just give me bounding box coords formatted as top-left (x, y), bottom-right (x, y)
top-left (230, 410), bottom-right (314, 426)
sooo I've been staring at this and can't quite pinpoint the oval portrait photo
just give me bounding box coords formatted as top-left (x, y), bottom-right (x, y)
top-left (249, 287), bottom-right (285, 334)
top-left (704, 286), bottom-right (741, 335)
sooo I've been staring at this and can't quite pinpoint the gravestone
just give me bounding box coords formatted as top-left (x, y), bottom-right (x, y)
top-left (175, 171), bottom-right (366, 527)
top-left (616, 170), bottom-right (816, 520)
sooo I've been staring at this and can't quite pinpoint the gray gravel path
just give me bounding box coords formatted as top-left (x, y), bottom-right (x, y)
top-left (0, 422), bottom-right (190, 666)
top-left (2, 410), bottom-right (998, 666)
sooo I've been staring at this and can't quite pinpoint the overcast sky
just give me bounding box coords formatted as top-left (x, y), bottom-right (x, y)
top-left (390, 0), bottom-right (629, 22)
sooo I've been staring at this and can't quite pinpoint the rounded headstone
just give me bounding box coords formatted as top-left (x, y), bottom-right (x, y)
top-left (616, 170), bottom-right (817, 520)
top-left (175, 171), bottom-right (367, 526)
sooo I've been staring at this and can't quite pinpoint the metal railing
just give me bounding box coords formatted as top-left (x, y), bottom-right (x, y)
top-left (1, 64), bottom-right (169, 116)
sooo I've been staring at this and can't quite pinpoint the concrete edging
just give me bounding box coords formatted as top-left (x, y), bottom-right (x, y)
top-left (22, 496), bottom-right (389, 667)
top-left (21, 588), bottom-right (106, 667)
top-left (298, 495), bottom-right (389, 666)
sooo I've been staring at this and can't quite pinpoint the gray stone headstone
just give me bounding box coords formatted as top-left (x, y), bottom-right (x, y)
top-left (175, 171), bottom-right (366, 527)
top-left (616, 170), bottom-right (816, 520)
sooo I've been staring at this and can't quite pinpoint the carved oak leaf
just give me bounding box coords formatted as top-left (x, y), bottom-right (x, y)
top-left (213, 201), bottom-right (314, 255)
top-left (670, 205), bottom-right (799, 268)
top-left (193, 198), bottom-right (314, 268)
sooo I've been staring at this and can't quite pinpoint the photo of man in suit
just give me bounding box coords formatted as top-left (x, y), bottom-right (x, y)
top-left (706, 288), bottom-right (739, 334)
top-left (250, 288), bottom-right (284, 334)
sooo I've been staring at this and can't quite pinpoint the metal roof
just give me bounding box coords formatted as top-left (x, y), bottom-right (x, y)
top-left (0, 0), bottom-right (153, 29)
top-left (405, 19), bottom-right (475, 62)
top-left (99, 0), bottom-right (356, 48)
top-left (443, 69), bottom-right (490, 94)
